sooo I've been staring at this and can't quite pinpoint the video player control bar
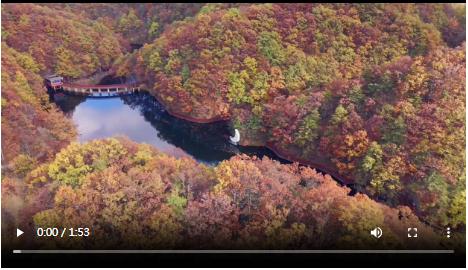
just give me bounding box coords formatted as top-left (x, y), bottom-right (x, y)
top-left (13, 249), bottom-right (455, 254)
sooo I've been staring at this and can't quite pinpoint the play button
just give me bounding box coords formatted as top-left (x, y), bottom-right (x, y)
top-left (16, 228), bottom-right (24, 237)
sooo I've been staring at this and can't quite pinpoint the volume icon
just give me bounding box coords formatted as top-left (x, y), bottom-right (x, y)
top-left (370, 227), bottom-right (383, 238)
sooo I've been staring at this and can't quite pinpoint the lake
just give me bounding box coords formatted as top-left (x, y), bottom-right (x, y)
top-left (51, 90), bottom-right (289, 166)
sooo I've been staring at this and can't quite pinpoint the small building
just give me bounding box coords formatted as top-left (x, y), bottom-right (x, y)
top-left (44, 74), bottom-right (64, 90)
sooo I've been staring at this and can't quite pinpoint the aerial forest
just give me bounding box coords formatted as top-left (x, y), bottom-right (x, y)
top-left (1, 3), bottom-right (465, 249)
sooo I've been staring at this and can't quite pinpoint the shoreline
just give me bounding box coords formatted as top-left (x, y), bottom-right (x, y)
top-left (68, 76), bottom-right (352, 187)
top-left (148, 89), bottom-right (353, 186)
top-left (264, 142), bottom-right (353, 186)
top-left (150, 91), bottom-right (230, 124)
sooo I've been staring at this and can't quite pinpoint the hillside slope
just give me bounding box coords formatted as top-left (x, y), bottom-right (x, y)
top-left (128, 3), bottom-right (466, 228)
top-left (3, 138), bottom-right (460, 250)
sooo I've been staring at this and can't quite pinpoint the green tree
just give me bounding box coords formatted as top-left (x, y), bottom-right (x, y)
top-left (294, 109), bottom-right (321, 150)
top-left (382, 115), bottom-right (406, 145)
top-left (360, 142), bottom-right (383, 173)
top-left (167, 185), bottom-right (188, 217)
top-left (148, 21), bottom-right (160, 39)
top-left (250, 71), bottom-right (269, 103)
top-left (227, 71), bottom-right (247, 104)
top-left (164, 49), bottom-right (181, 74)
top-left (284, 62), bottom-right (307, 93)
top-left (257, 31), bottom-right (285, 66)
top-left (243, 56), bottom-right (257, 74)
top-left (304, 55), bottom-right (338, 88)
top-left (330, 104), bottom-right (348, 126)
top-left (148, 51), bottom-right (163, 72)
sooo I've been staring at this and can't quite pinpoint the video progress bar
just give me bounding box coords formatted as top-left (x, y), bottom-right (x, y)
top-left (13, 249), bottom-right (455, 254)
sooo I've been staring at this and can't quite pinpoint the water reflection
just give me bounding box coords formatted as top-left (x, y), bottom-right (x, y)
top-left (52, 91), bottom-right (285, 165)
top-left (52, 93), bottom-right (86, 116)
top-left (50, 72), bottom-right (358, 192)
top-left (121, 93), bottom-right (239, 163)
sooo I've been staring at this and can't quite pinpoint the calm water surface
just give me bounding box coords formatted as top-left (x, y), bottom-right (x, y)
top-left (52, 91), bottom-right (286, 166)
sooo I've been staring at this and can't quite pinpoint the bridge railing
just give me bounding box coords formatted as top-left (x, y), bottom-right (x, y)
top-left (61, 82), bottom-right (138, 90)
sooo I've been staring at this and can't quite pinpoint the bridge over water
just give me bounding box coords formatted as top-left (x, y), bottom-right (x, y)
top-left (60, 82), bottom-right (141, 97)
top-left (44, 74), bottom-right (141, 97)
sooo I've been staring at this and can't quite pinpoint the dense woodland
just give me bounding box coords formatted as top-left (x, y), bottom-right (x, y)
top-left (43, 3), bottom-right (205, 45)
top-left (1, 3), bottom-right (466, 248)
top-left (128, 3), bottom-right (466, 229)
top-left (3, 138), bottom-right (458, 249)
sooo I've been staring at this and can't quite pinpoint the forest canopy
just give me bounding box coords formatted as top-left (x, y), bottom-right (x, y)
top-left (1, 3), bottom-right (465, 250)
top-left (3, 138), bottom-right (458, 250)
top-left (127, 3), bottom-right (466, 228)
